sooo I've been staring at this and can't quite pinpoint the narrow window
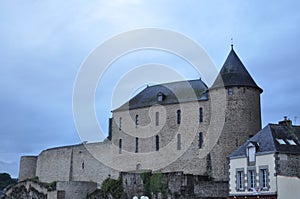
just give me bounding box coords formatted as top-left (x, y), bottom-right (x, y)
top-left (135, 115), bottom-right (139, 127)
top-left (259, 166), bottom-right (269, 190)
top-left (228, 87), bottom-right (233, 95)
top-left (119, 139), bottom-right (122, 154)
top-left (177, 110), bottom-right (181, 124)
top-left (235, 138), bottom-right (239, 147)
top-left (155, 112), bottom-right (159, 126)
top-left (199, 132), bottom-right (203, 149)
top-left (236, 169), bottom-right (244, 191)
top-left (119, 117), bottom-right (122, 131)
top-left (177, 134), bottom-right (181, 150)
top-left (155, 135), bottom-right (159, 151)
top-left (135, 137), bottom-right (139, 153)
top-left (248, 169), bottom-right (256, 190)
top-left (82, 162), bottom-right (85, 170)
top-left (199, 107), bottom-right (203, 123)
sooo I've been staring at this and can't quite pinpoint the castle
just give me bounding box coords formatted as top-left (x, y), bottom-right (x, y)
top-left (16, 46), bottom-right (263, 198)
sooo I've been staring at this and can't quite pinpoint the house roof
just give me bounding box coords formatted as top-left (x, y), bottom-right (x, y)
top-left (210, 47), bottom-right (263, 93)
top-left (229, 124), bottom-right (300, 159)
top-left (113, 79), bottom-right (208, 111)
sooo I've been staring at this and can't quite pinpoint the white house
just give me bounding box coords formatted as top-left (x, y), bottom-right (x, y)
top-left (228, 117), bottom-right (300, 199)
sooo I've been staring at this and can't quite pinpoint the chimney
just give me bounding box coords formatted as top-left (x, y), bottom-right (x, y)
top-left (278, 116), bottom-right (292, 126)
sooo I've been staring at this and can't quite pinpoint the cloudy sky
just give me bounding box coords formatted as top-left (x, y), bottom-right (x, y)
top-left (1, 1), bottom-right (300, 177)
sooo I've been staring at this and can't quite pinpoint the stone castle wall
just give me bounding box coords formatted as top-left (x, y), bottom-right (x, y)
top-left (34, 142), bottom-right (119, 185)
top-left (111, 100), bottom-right (211, 175)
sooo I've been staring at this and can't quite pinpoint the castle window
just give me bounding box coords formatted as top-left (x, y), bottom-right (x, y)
top-left (259, 166), bottom-right (269, 190)
top-left (177, 110), bottom-right (181, 124)
top-left (135, 115), bottom-right (139, 127)
top-left (177, 134), bottom-right (181, 150)
top-left (155, 135), bottom-right (159, 151)
top-left (247, 168), bottom-right (256, 190)
top-left (82, 161), bottom-right (85, 170)
top-left (199, 107), bottom-right (203, 123)
top-left (199, 132), bottom-right (203, 149)
top-left (135, 137), bottom-right (139, 153)
top-left (119, 139), bottom-right (122, 154)
top-left (157, 92), bottom-right (164, 102)
top-left (228, 87), bottom-right (233, 95)
top-left (236, 168), bottom-right (244, 191)
top-left (155, 112), bottom-right (159, 126)
top-left (119, 117), bottom-right (122, 131)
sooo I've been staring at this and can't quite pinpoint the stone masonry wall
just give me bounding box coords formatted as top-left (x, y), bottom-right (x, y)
top-left (209, 87), bottom-right (262, 181)
top-left (121, 172), bottom-right (228, 199)
top-left (19, 156), bottom-right (37, 181)
top-left (276, 153), bottom-right (300, 177)
top-left (111, 100), bottom-right (211, 175)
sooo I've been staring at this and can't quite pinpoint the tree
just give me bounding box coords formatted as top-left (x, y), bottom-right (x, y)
top-left (0, 173), bottom-right (16, 190)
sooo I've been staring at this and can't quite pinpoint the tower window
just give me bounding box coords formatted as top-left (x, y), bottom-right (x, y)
top-left (155, 135), bottom-right (159, 151)
top-left (199, 107), bottom-right (203, 123)
top-left (155, 112), bottom-right (159, 126)
top-left (119, 139), bottom-right (122, 154)
top-left (177, 110), bottom-right (181, 124)
top-left (135, 115), bottom-right (139, 127)
top-left (82, 162), bottom-right (85, 170)
top-left (177, 134), bottom-right (181, 150)
top-left (199, 132), bottom-right (203, 149)
top-left (228, 88), bottom-right (233, 95)
top-left (135, 137), bottom-right (139, 153)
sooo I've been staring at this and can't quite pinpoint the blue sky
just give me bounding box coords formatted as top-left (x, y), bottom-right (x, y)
top-left (1, 1), bottom-right (300, 177)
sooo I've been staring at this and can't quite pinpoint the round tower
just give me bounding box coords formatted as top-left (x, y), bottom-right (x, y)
top-left (208, 46), bottom-right (263, 181)
top-left (18, 156), bottom-right (37, 181)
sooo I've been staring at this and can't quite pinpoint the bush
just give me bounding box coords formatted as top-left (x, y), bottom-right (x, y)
top-left (101, 177), bottom-right (126, 199)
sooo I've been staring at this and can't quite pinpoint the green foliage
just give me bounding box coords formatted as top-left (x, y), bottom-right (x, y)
top-left (101, 177), bottom-right (126, 199)
top-left (45, 181), bottom-right (56, 191)
top-left (0, 173), bottom-right (16, 190)
top-left (141, 172), bottom-right (169, 197)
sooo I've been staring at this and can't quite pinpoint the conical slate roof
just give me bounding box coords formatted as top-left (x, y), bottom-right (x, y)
top-left (210, 46), bottom-right (263, 93)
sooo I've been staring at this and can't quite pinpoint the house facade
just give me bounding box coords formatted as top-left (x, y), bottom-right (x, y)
top-left (228, 118), bottom-right (300, 199)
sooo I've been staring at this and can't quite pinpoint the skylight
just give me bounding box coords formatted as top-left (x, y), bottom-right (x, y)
top-left (276, 138), bottom-right (286, 145)
top-left (286, 139), bottom-right (297, 145)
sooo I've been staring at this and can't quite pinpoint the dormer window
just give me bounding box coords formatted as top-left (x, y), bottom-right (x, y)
top-left (157, 92), bottom-right (165, 102)
top-left (247, 142), bottom-right (258, 166)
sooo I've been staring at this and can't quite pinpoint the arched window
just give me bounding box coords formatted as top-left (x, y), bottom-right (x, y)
top-left (177, 134), bottom-right (181, 150)
top-left (119, 117), bottom-right (122, 131)
top-left (135, 137), bottom-right (139, 153)
top-left (155, 112), bottom-right (159, 126)
top-left (155, 135), bottom-right (159, 151)
top-left (177, 110), bottom-right (181, 124)
top-left (199, 107), bottom-right (203, 123)
top-left (119, 139), bottom-right (122, 154)
top-left (199, 132), bottom-right (203, 149)
top-left (135, 115), bottom-right (139, 127)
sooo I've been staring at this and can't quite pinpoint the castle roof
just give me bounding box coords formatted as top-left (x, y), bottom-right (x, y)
top-left (210, 47), bottom-right (263, 93)
top-left (229, 124), bottom-right (300, 159)
top-left (113, 79), bottom-right (208, 111)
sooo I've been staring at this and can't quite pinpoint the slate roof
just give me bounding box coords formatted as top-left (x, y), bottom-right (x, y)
top-left (210, 47), bottom-right (263, 93)
top-left (229, 124), bottom-right (300, 159)
top-left (113, 79), bottom-right (208, 111)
